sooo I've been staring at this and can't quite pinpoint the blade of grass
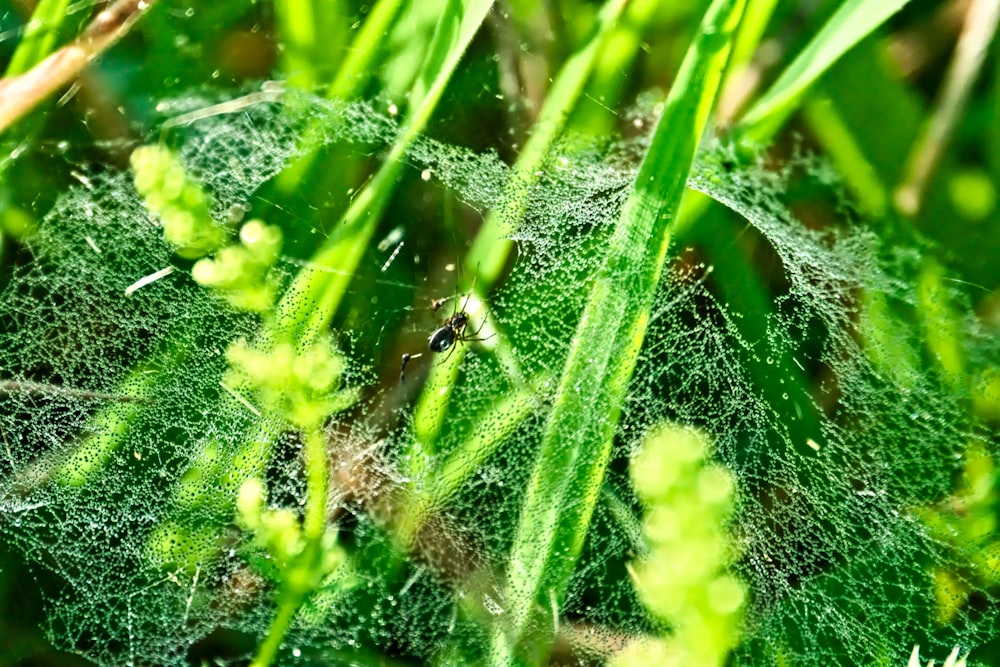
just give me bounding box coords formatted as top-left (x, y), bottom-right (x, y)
top-left (274, 0), bottom-right (352, 89)
top-left (737, 0), bottom-right (913, 143)
top-left (411, 0), bottom-right (631, 452)
top-left (272, 0), bottom-right (495, 347)
top-left (728, 0), bottom-right (778, 73)
top-left (810, 36), bottom-right (924, 188)
top-left (398, 371), bottom-right (551, 543)
top-left (802, 95), bottom-right (890, 217)
top-left (568, 0), bottom-right (660, 136)
top-left (466, 0), bottom-right (630, 289)
top-left (715, 0), bottom-right (779, 122)
top-left (273, 0), bottom-right (408, 194)
top-left (327, 0), bottom-right (409, 100)
top-left (4, 0), bottom-right (73, 77)
top-left (489, 0), bottom-right (746, 663)
top-left (274, 0), bottom-right (322, 88)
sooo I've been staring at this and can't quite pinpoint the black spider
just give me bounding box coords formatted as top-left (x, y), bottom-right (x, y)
top-left (399, 290), bottom-right (490, 382)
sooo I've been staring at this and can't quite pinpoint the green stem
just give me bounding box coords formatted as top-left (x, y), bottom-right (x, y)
top-left (251, 592), bottom-right (304, 667)
top-left (302, 429), bottom-right (329, 541)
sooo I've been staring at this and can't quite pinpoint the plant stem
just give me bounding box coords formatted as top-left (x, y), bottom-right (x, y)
top-left (249, 430), bottom-right (330, 667)
top-left (0, 0), bottom-right (155, 133)
top-left (251, 592), bottom-right (304, 667)
top-left (302, 429), bottom-right (329, 542)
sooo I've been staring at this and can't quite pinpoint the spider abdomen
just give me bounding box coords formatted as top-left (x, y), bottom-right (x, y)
top-left (428, 326), bottom-right (455, 352)
top-left (428, 312), bottom-right (469, 353)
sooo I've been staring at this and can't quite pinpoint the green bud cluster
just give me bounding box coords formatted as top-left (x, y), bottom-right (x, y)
top-left (616, 424), bottom-right (746, 667)
top-left (236, 478), bottom-right (343, 589)
top-left (130, 145), bottom-right (228, 259)
top-left (224, 338), bottom-right (358, 431)
top-left (193, 220), bottom-right (283, 312)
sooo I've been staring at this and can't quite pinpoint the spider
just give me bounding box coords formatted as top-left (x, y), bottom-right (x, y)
top-left (399, 289), bottom-right (491, 382)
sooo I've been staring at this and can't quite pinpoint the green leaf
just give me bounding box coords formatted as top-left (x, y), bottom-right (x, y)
top-left (738, 0), bottom-right (913, 142)
top-left (4, 0), bottom-right (73, 77)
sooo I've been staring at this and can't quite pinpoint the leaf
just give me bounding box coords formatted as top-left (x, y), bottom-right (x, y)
top-left (490, 0), bottom-right (747, 663)
top-left (738, 0), bottom-right (914, 142)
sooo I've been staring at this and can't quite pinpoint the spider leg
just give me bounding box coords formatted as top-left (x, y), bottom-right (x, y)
top-left (435, 343), bottom-right (458, 366)
top-left (463, 310), bottom-right (497, 342)
top-left (458, 291), bottom-right (473, 317)
top-left (460, 331), bottom-right (496, 345)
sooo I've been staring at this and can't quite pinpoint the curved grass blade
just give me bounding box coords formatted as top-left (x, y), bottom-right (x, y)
top-left (738, 0), bottom-right (913, 143)
top-left (272, 0), bottom-right (495, 347)
top-left (411, 0), bottom-right (631, 451)
top-left (489, 0), bottom-right (747, 663)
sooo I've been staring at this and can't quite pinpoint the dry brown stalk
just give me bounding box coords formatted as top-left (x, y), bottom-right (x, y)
top-left (0, 0), bottom-right (156, 134)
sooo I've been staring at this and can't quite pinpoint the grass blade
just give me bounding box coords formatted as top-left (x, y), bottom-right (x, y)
top-left (466, 0), bottom-right (631, 288)
top-left (411, 0), bottom-right (631, 450)
top-left (738, 0), bottom-right (914, 142)
top-left (4, 0), bottom-right (73, 77)
top-left (489, 0), bottom-right (747, 663)
top-left (273, 0), bottom-right (495, 346)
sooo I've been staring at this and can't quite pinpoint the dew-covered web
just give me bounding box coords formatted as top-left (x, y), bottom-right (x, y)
top-left (0, 88), bottom-right (996, 666)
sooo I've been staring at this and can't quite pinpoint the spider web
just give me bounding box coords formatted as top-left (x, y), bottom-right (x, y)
top-left (0, 88), bottom-right (996, 666)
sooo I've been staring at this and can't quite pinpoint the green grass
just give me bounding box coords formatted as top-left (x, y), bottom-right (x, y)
top-left (3, 0), bottom-right (73, 77)
top-left (489, 1), bottom-right (746, 662)
top-left (737, 0), bottom-right (915, 143)
top-left (0, 0), bottom-right (998, 666)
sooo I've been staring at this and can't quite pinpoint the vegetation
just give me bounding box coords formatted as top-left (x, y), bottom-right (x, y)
top-left (0, 0), bottom-right (997, 665)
